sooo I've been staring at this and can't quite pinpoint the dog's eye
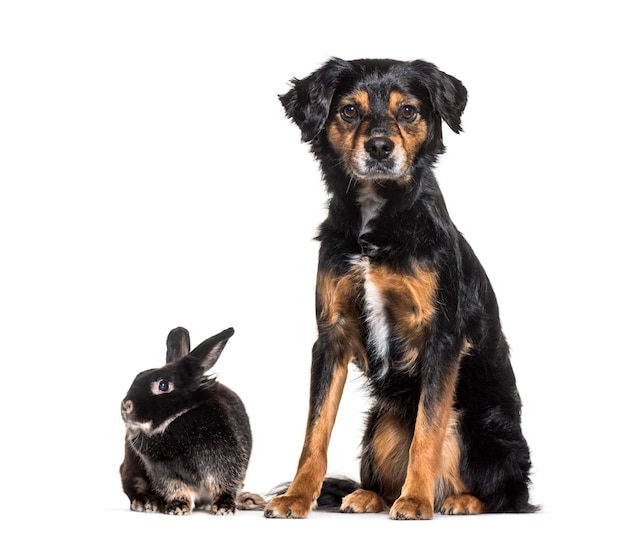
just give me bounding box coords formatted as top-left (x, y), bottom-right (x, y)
top-left (340, 105), bottom-right (359, 121)
top-left (399, 105), bottom-right (418, 122)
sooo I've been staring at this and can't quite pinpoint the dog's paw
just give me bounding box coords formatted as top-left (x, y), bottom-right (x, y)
top-left (340, 489), bottom-right (385, 513)
top-left (389, 496), bottom-right (433, 520)
top-left (263, 494), bottom-right (313, 519)
top-left (440, 494), bottom-right (485, 515)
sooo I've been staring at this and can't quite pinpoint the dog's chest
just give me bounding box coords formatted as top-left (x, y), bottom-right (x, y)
top-left (353, 187), bottom-right (391, 373)
top-left (351, 255), bottom-right (392, 376)
top-left (317, 187), bottom-right (439, 377)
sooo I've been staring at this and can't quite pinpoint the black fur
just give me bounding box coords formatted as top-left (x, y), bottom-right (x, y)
top-left (265, 58), bottom-right (537, 519)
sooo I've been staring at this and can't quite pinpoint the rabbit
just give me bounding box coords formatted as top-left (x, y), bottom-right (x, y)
top-left (120, 326), bottom-right (265, 515)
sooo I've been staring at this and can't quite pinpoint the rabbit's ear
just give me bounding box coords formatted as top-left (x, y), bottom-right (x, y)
top-left (188, 327), bottom-right (234, 372)
top-left (166, 327), bottom-right (191, 363)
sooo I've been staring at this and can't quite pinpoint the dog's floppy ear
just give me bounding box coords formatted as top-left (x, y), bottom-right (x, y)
top-left (408, 60), bottom-right (468, 133)
top-left (279, 57), bottom-right (352, 142)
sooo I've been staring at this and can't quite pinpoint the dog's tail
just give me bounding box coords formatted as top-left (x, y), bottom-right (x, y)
top-left (266, 476), bottom-right (360, 511)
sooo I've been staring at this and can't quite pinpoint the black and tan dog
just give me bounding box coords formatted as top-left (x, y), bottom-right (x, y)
top-left (264, 58), bottom-right (537, 520)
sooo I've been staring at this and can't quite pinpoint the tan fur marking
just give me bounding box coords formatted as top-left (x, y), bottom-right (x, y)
top-left (389, 91), bottom-right (429, 183)
top-left (388, 91), bottom-right (428, 145)
top-left (371, 413), bottom-right (412, 500)
top-left (341, 488), bottom-right (386, 513)
top-left (390, 358), bottom-right (460, 520)
top-left (441, 493), bottom-right (486, 515)
top-left (326, 119), bottom-right (351, 164)
top-left (327, 91), bottom-right (370, 164)
top-left (434, 410), bottom-right (466, 508)
top-left (316, 268), bottom-right (360, 328)
top-left (316, 267), bottom-right (367, 367)
top-left (352, 90), bottom-right (370, 113)
top-left (367, 264), bottom-right (438, 370)
top-left (282, 361), bottom-right (349, 511)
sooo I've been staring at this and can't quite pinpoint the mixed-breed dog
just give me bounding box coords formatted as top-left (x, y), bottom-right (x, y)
top-left (120, 58), bottom-right (538, 520)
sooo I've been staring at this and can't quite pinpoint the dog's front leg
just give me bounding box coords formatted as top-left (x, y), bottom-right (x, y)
top-left (389, 357), bottom-right (460, 520)
top-left (264, 341), bottom-right (348, 518)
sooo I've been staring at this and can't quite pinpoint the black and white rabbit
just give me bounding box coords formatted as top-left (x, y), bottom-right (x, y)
top-left (120, 326), bottom-right (265, 515)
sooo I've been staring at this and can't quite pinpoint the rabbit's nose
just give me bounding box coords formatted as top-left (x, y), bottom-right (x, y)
top-left (122, 399), bottom-right (133, 414)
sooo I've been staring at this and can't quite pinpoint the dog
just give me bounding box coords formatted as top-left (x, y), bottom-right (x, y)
top-left (263, 58), bottom-right (537, 520)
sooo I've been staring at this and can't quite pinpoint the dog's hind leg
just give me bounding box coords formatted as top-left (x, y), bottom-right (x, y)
top-left (440, 493), bottom-right (486, 515)
top-left (453, 353), bottom-right (537, 513)
top-left (340, 488), bottom-right (386, 513)
top-left (341, 407), bottom-right (412, 513)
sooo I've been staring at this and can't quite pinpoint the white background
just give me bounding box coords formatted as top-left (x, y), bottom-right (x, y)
top-left (1, 1), bottom-right (624, 553)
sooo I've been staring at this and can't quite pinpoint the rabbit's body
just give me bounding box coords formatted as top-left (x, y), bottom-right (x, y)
top-left (120, 327), bottom-right (263, 515)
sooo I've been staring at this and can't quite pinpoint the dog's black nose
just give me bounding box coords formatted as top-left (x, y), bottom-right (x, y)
top-left (365, 137), bottom-right (394, 161)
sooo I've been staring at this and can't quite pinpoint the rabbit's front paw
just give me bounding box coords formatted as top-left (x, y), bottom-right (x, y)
top-left (130, 497), bottom-right (161, 513)
top-left (163, 498), bottom-right (193, 515)
top-left (211, 494), bottom-right (237, 515)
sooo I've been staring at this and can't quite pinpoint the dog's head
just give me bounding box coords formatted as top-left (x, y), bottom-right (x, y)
top-left (280, 58), bottom-right (467, 183)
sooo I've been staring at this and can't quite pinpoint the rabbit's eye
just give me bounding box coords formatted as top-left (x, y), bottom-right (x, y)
top-left (151, 379), bottom-right (174, 395)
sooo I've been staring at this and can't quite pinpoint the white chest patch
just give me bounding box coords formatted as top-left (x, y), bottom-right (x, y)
top-left (126, 406), bottom-right (194, 438)
top-left (362, 260), bottom-right (390, 377)
top-left (354, 184), bottom-right (390, 377)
